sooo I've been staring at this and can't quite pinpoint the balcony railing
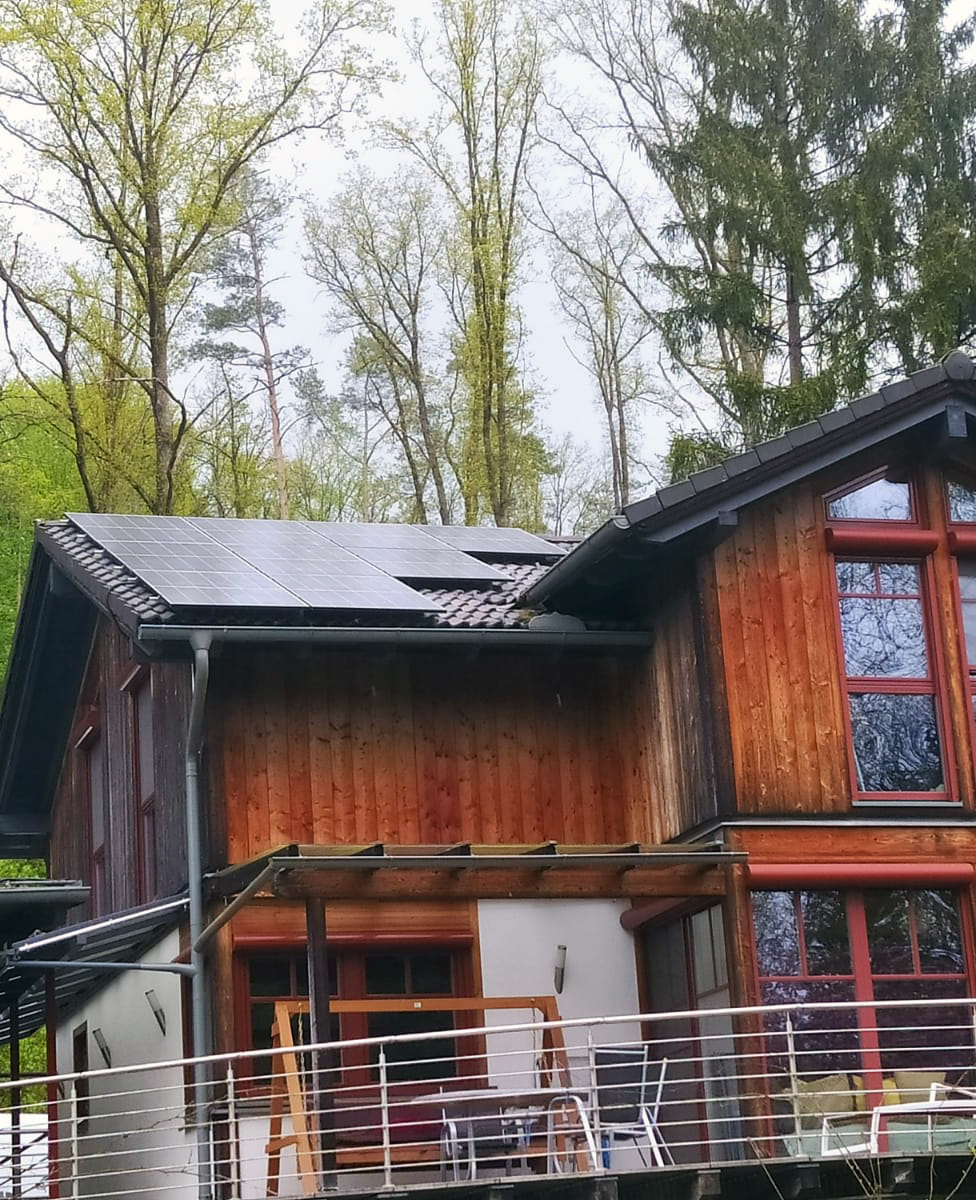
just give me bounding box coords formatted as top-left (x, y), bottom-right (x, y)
top-left (2, 994), bottom-right (976, 1198)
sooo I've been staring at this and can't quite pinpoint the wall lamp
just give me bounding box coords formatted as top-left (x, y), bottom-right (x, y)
top-left (91, 1028), bottom-right (112, 1068)
top-left (554, 944), bottom-right (567, 995)
top-left (145, 989), bottom-right (167, 1035)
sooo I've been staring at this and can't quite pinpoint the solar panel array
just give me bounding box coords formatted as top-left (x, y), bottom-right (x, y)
top-left (66, 515), bottom-right (563, 614)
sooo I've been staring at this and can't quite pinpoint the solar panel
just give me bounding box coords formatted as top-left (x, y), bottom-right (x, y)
top-left (69, 514), bottom-right (442, 613)
top-left (185, 518), bottom-right (440, 611)
top-left (309, 522), bottom-right (437, 549)
top-left (69, 514), bottom-right (306, 608)
top-left (350, 546), bottom-right (506, 582)
top-left (423, 525), bottom-right (566, 557)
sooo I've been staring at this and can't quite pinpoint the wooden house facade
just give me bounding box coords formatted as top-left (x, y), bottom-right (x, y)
top-left (4, 352), bottom-right (976, 1172)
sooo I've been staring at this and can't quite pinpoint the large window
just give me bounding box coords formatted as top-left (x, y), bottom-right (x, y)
top-left (239, 946), bottom-right (464, 1087)
top-left (835, 560), bottom-right (946, 797)
top-left (752, 888), bottom-right (971, 1081)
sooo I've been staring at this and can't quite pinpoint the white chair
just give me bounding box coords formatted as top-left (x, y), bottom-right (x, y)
top-left (594, 1046), bottom-right (673, 1168)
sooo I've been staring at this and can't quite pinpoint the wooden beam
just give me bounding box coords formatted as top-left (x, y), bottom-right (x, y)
top-left (270, 865), bottom-right (728, 901)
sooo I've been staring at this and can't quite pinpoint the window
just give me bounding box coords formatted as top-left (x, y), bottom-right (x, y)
top-left (72, 1024), bottom-right (90, 1127)
top-left (240, 946), bottom-right (464, 1087)
top-left (86, 736), bottom-right (106, 914)
top-left (133, 677), bottom-right (156, 901)
top-left (834, 560), bottom-right (946, 796)
top-left (827, 476), bottom-right (914, 522)
top-left (752, 888), bottom-right (971, 1080)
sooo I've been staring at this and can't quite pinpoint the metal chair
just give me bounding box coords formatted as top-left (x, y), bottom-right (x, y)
top-left (594, 1046), bottom-right (673, 1167)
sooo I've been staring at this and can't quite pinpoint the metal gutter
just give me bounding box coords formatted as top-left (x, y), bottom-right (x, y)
top-left (516, 515), bottom-right (631, 608)
top-left (137, 623), bottom-right (650, 649)
top-left (9, 958), bottom-right (196, 977)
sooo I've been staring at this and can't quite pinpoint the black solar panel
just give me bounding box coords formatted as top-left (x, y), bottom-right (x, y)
top-left (424, 525), bottom-right (566, 557)
top-left (311, 522), bottom-right (437, 549)
top-left (350, 546), bottom-right (506, 582)
top-left (70, 514), bottom-right (442, 613)
top-left (69, 514), bottom-right (306, 608)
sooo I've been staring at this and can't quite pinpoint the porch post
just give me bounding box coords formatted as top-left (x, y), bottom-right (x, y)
top-left (306, 899), bottom-right (337, 1190)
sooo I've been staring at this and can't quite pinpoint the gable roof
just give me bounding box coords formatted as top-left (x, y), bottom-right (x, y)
top-left (523, 350), bottom-right (976, 613)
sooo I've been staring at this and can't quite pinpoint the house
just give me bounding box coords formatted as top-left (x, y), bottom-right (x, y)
top-left (3, 351), bottom-right (976, 1195)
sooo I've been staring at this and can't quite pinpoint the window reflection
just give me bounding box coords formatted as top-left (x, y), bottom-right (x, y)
top-left (947, 480), bottom-right (976, 522)
top-left (849, 693), bottom-right (943, 792)
top-left (828, 478), bottom-right (912, 521)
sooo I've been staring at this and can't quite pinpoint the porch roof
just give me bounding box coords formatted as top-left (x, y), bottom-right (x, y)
top-left (0, 894), bottom-right (188, 1041)
top-left (206, 841), bottom-right (745, 907)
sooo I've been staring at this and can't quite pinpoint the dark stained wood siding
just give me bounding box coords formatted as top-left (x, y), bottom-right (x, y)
top-left (207, 644), bottom-right (710, 861)
top-left (48, 617), bottom-right (192, 916)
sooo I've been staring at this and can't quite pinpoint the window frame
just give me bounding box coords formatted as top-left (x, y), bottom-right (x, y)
top-left (129, 670), bottom-right (156, 903)
top-left (78, 722), bottom-right (107, 915)
top-left (824, 471), bottom-right (921, 527)
top-left (830, 552), bottom-right (955, 803)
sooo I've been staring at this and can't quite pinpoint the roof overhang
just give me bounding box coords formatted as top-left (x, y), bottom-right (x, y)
top-left (523, 378), bottom-right (976, 613)
top-left (0, 895), bottom-right (188, 1041)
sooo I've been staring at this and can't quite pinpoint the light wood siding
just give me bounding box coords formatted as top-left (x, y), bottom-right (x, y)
top-left (208, 646), bottom-right (695, 860)
top-left (710, 480), bottom-right (850, 812)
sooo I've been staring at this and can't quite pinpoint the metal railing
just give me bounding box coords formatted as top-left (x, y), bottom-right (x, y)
top-left (3, 994), bottom-right (976, 1197)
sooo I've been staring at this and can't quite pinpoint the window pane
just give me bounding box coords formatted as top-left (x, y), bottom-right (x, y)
top-left (865, 890), bottom-right (912, 974)
top-left (760, 981), bottom-right (859, 1076)
top-left (957, 562), bottom-right (976, 664)
top-left (915, 890), bottom-right (964, 974)
top-left (948, 480), bottom-right (976, 523)
top-left (801, 891), bottom-right (851, 975)
top-left (828, 478), bottom-right (912, 521)
top-left (367, 1012), bottom-right (456, 1082)
top-left (836, 560), bottom-right (876, 593)
top-left (410, 953), bottom-right (453, 995)
top-left (752, 892), bottom-right (800, 976)
top-left (88, 739), bottom-right (105, 850)
top-left (365, 954), bottom-right (407, 996)
top-left (849, 693), bottom-right (944, 792)
top-left (838, 597), bottom-right (927, 677)
top-left (873, 978), bottom-right (971, 1074)
top-left (136, 682), bottom-right (154, 803)
top-left (709, 906), bottom-right (728, 989)
top-left (250, 957), bottom-right (296, 998)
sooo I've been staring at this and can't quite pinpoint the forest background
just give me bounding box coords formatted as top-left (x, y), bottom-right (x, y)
top-left (0, 0), bottom-right (971, 1077)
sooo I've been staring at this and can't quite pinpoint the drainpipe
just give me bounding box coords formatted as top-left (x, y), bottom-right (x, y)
top-left (185, 632), bottom-right (212, 1200)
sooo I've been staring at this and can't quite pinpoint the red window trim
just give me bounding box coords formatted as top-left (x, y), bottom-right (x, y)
top-left (826, 527), bottom-right (940, 554)
top-left (748, 862), bottom-right (975, 888)
top-left (830, 552), bottom-right (955, 802)
top-left (823, 470), bottom-right (921, 526)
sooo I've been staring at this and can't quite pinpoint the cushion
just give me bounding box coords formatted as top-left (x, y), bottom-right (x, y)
top-left (894, 1070), bottom-right (946, 1103)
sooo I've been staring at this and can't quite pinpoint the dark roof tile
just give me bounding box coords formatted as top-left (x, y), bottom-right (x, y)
top-left (656, 479), bottom-right (696, 508)
top-left (688, 465), bottom-right (728, 492)
top-left (786, 421), bottom-right (823, 448)
top-left (879, 377), bottom-right (918, 404)
top-left (755, 434), bottom-right (793, 463)
top-left (910, 364), bottom-right (947, 390)
top-left (723, 449), bottom-right (761, 477)
top-left (848, 390), bottom-right (885, 418)
top-left (817, 407), bottom-right (855, 433)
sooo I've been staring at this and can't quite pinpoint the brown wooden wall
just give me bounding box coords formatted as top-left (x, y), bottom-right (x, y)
top-left (49, 618), bottom-right (191, 916)
top-left (207, 643), bottom-right (715, 863)
top-left (706, 457), bottom-right (976, 814)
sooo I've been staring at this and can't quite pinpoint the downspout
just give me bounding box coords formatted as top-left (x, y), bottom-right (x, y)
top-left (186, 632), bottom-right (212, 1200)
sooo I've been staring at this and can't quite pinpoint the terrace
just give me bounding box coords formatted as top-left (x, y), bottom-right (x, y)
top-left (6, 994), bottom-right (976, 1200)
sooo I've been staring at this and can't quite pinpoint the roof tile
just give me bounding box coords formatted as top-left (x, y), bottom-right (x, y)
top-left (848, 391), bottom-right (885, 418)
top-left (656, 479), bottom-right (696, 508)
top-left (817, 407), bottom-right (855, 433)
top-left (688, 465), bottom-right (728, 492)
top-left (754, 435), bottom-right (793, 463)
top-left (723, 449), bottom-right (761, 477)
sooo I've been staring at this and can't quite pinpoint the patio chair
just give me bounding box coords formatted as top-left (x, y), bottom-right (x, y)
top-left (594, 1046), bottom-right (673, 1168)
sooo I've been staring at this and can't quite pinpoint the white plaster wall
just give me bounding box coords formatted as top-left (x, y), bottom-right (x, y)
top-left (476, 900), bottom-right (642, 1088)
top-left (53, 929), bottom-right (194, 1199)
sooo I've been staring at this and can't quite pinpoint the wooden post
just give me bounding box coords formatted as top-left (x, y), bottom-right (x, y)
top-left (306, 899), bottom-right (337, 1190)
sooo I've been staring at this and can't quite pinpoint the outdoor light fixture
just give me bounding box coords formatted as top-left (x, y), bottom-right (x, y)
top-left (91, 1028), bottom-right (111, 1068)
top-left (554, 944), bottom-right (567, 994)
top-left (145, 989), bottom-right (166, 1035)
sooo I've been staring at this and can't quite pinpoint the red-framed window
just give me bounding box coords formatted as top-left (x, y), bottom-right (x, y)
top-left (752, 887), bottom-right (973, 1083)
top-left (132, 674), bottom-right (156, 902)
top-left (834, 559), bottom-right (947, 798)
top-left (826, 473), bottom-right (953, 801)
top-left (945, 476), bottom-right (976, 740)
top-left (85, 733), bottom-right (106, 915)
top-left (236, 945), bottom-right (467, 1088)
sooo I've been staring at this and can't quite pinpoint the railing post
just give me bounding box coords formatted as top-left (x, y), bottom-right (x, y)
top-left (379, 1044), bottom-right (394, 1191)
top-left (586, 1031), bottom-right (604, 1173)
top-left (68, 1080), bottom-right (79, 1200)
top-left (784, 1015), bottom-right (802, 1151)
top-left (225, 1064), bottom-right (240, 1200)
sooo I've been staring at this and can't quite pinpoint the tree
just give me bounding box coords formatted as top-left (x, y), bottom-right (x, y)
top-left (543, 193), bottom-right (672, 508)
top-left (0, 0), bottom-right (386, 513)
top-left (541, 433), bottom-right (614, 536)
top-left (548, 0), bottom-right (976, 471)
top-left (305, 169), bottom-right (457, 523)
top-left (391, 0), bottom-right (548, 525)
top-left (194, 171), bottom-right (312, 519)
